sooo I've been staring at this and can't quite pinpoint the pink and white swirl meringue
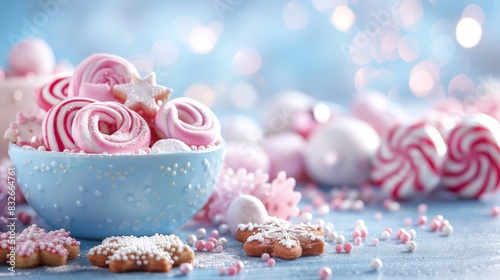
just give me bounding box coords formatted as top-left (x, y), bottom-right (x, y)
top-left (155, 97), bottom-right (221, 147)
top-left (72, 102), bottom-right (151, 154)
top-left (36, 74), bottom-right (71, 111)
top-left (42, 97), bottom-right (95, 152)
top-left (68, 53), bottom-right (139, 102)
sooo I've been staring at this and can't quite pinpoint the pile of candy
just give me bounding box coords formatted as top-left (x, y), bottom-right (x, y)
top-left (222, 90), bottom-right (500, 201)
top-left (3, 53), bottom-right (222, 154)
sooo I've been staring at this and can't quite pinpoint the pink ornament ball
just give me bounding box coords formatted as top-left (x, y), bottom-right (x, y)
top-left (8, 38), bottom-right (55, 76)
top-left (224, 141), bottom-right (271, 173)
top-left (305, 117), bottom-right (380, 186)
top-left (261, 132), bottom-right (306, 179)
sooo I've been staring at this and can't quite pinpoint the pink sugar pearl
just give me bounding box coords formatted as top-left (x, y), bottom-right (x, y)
top-left (318, 266), bottom-right (332, 280)
top-left (267, 258), bottom-right (276, 267)
top-left (335, 244), bottom-right (343, 253)
top-left (343, 242), bottom-right (353, 253)
top-left (404, 217), bottom-right (413, 226)
top-left (430, 219), bottom-right (441, 232)
top-left (418, 215), bottom-right (428, 226)
top-left (228, 266), bottom-right (238, 276)
top-left (374, 212), bottom-right (383, 221)
top-left (234, 261), bottom-right (245, 272)
top-left (195, 240), bottom-right (206, 251)
top-left (205, 241), bottom-right (215, 252)
top-left (261, 253), bottom-right (271, 261)
top-left (399, 232), bottom-right (411, 243)
top-left (210, 230), bottom-right (219, 239)
top-left (354, 236), bottom-right (362, 245)
top-left (351, 230), bottom-right (361, 238)
top-left (219, 267), bottom-right (227, 275)
top-left (179, 263), bottom-right (193, 275)
top-left (492, 206), bottom-right (500, 217)
top-left (207, 237), bottom-right (218, 246)
top-left (360, 229), bottom-right (368, 238)
top-left (215, 245), bottom-right (224, 253)
top-left (396, 228), bottom-right (406, 238)
top-left (371, 238), bottom-right (379, 246)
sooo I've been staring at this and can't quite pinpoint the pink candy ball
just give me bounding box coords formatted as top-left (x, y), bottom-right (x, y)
top-left (179, 263), bottom-right (193, 275)
top-left (195, 240), bottom-right (206, 251)
top-left (267, 258), bottom-right (276, 267)
top-left (318, 266), bottom-right (332, 280)
top-left (8, 38), bottom-right (55, 76)
top-left (335, 244), bottom-right (343, 253)
top-left (305, 117), bottom-right (381, 185)
top-left (224, 141), bottom-right (271, 173)
top-left (343, 242), bottom-right (353, 253)
top-left (205, 241), bottom-right (215, 252)
top-left (261, 132), bottom-right (306, 179)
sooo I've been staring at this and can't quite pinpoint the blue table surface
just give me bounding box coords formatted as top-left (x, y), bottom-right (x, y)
top-left (2, 188), bottom-right (500, 280)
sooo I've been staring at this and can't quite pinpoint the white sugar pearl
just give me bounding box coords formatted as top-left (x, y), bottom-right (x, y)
top-left (326, 231), bottom-right (338, 242)
top-left (300, 212), bottom-right (313, 223)
top-left (336, 235), bottom-right (345, 244)
top-left (408, 229), bottom-right (417, 240)
top-left (441, 224), bottom-right (453, 236)
top-left (218, 223), bottom-right (230, 235)
top-left (406, 240), bottom-right (417, 252)
top-left (317, 205), bottom-right (330, 216)
top-left (380, 230), bottom-right (391, 240)
top-left (186, 235), bottom-right (197, 246)
top-left (370, 258), bottom-right (383, 270)
top-left (388, 201), bottom-right (400, 212)
top-left (218, 237), bottom-right (228, 247)
top-left (196, 228), bottom-right (207, 239)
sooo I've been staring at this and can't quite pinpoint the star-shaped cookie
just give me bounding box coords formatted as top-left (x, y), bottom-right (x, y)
top-left (235, 217), bottom-right (325, 260)
top-left (113, 72), bottom-right (172, 117)
top-left (87, 234), bottom-right (194, 273)
top-left (0, 224), bottom-right (80, 268)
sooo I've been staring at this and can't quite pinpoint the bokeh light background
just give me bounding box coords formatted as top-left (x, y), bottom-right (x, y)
top-left (1, 0), bottom-right (499, 119)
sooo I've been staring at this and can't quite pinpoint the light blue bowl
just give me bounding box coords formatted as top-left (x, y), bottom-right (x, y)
top-left (9, 143), bottom-right (225, 239)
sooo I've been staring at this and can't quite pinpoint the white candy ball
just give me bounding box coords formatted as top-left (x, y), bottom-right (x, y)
top-left (406, 240), bottom-right (417, 252)
top-left (305, 117), bottom-right (381, 185)
top-left (226, 195), bottom-right (268, 234)
top-left (370, 258), bottom-right (383, 270)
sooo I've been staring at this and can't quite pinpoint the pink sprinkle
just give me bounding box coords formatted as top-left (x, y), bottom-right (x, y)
top-left (418, 215), bottom-right (428, 226)
top-left (207, 237), bottom-right (219, 246)
top-left (228, 266), bottom-right (238, 276)
top-left (351, 230), bottom-right (361, 239)
top-left (371, 238), bottom-right (379, 246)
top-left (267, 258), bottom-right (276, 267)
top-left (215, 245), bottom-right (224, 253)
top-left (430, 219), bottom-right (441, 232)
top-left (396, 228), bottom-right (406, 238)
top-left (354, 236), bottom-right (362, 245)
top-left (205, 241), bottom-right (215, 252)
top-left (195, 240), bottom-right (206, 251)
top-left (234, 261), bottom-right (244, 272)
top-left (418, 203), bottom-right (428, 213)
top-left (335, 244), bottom-right (343, 253)
top-left (374, 212), bottom-right (383, 221)
top-left (219, 267), bottom-right (227, 275)
top-left (492, 206), bottom-right (500, 217)
top-left (318, 266), bottom-right (332, 280)
top-left (179, 263), bottom-right (193, 275)
top-left (433, 215), bottom-right (444, 223)
top-left (210, 230), bottom-right (220, 239)
top-left (343, 242), bottom-right (353, 253)
top-left (404, 217), bottom-right (413, 226)
top-left (441, 219), bottom-right (450, 230)
top-left (261, 253), bottom-right (270, 261)
top-left (399, 232), bottom-right (411, 244)
top-left (360, 229), bottom-right (368, 238)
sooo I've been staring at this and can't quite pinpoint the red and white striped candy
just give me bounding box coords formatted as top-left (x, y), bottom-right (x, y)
top-left (371, 122), bottom-right (448, 200)
top-left (42, 97), bottom-right (95, 152)
top-left (36, 74), bottom-right (71, 111)
top-left (442, 114), bottom-right (500, 198)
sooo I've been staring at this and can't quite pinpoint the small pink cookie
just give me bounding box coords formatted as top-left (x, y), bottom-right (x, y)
top-left (261, 132), bottom-right (306, 179)
top-left (155, 97), bottom-right (221, 147)
top-left (72, 102), bottom-right (151, 154)
top-left (225, 141), bottom-right (271, 173)
top-left (35, 74), bottom-right (71, 111)
top-left (42, 97), bottom-right (95, 152)
top-left (113, 72), bottom-right (172, 118)
top-left (442, 114), bottom-right (500, 198)
top-left (151, 139), bottom-right (191, 153)
top-left (370, 122), bottom-right (448, 200)
top-left (4, 112), bottom-right (43, 148)
top-left (8, 38), bottom-right (55, 76)
top-left (68, 53), bottom-right (139, 101)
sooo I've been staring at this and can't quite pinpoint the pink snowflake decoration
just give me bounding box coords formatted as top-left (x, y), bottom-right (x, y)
top-left (198, 167), bottom-right (301, 223)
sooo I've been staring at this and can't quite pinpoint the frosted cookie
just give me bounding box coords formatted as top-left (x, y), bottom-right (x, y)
top-left (87, 234), bottom-right (194, 273)
top-left (0, 224), bottom-right (80, 268)
top-left (234, 217), bottom-right (325, 260)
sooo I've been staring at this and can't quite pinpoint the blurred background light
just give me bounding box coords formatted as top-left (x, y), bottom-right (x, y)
top-left (330, 5), bottom-right (355, 32)
top-left (456, 17), bottom-right (482, 48)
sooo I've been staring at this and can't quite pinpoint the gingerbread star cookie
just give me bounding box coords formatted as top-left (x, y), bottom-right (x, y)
top-left (113, 72), bottom-right (172, 118)
top-left (235, 217), bottom-right (325, 260)
top-left (87, 234), bottom-right (194, 273)
top-left (0, 224), bottom-right (80, 268)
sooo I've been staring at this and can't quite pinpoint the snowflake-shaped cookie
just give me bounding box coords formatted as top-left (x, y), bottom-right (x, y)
top-left (4, 112), bottom-right (44, 148)
top-left (113, 72), bottom-right (172, 118)
top-left (87, 233), bottom-right (194, 273)
top-left (235, 217), bottom-right (325, 260)
top-left (0, 224), bottom-right (80, 268)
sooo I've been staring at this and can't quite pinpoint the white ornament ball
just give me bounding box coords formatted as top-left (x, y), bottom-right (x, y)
top-left (226, 195), bottom-right (268, 234)
top-left (305, 117), bottom-right (381, 185)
